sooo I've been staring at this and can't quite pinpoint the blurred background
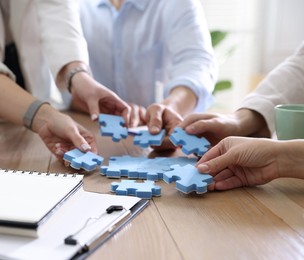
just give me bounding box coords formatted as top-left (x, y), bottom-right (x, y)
top-left (201, 0), bottom-right (304, 111)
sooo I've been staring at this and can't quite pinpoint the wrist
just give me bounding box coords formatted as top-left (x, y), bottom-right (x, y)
top-left (23, 100), bottom-right (50, 131)
top-left (56, 61), bottom-right (91, 91)
top-left (30, 103), bottom-right (53, 133)
top-left (235, 109), bottom-right (270, 137)
top-left (277, 140), bottom-right (304, 179)
top-left (162, 86), bottom-right (197, 116)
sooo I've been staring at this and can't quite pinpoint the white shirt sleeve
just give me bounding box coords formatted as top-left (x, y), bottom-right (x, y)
top-left (0, 5), bottom-right (15, 81)
top-left (238, 41), bottom-right (304, 134)
top-left (36, 0), bottom-right (89, 78)
top-left (162, 0), bottom-right (218, 111)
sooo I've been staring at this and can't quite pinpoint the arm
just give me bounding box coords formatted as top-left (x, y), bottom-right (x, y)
top-left (196, 136), bottom-right (304, 190)
top-left (238, 41), bottom-right (304, 135)
top-left (0, 73), bottom-right (97, 160)
top-left (145, 0), bottom-right (217, 137)
top-left (179, 42), bottom-right (304, 141)
top-left (162, 0), bottom-right (217, 112)
top-left (36, 0), bottom-right (130, 123)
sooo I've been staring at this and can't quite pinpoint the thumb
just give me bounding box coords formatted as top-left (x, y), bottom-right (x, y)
top-left (146, 106), bottom-right (163, 134)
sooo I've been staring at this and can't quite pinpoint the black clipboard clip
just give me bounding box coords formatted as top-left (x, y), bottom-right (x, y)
top-left (64, 205), bottom-right (127, 247)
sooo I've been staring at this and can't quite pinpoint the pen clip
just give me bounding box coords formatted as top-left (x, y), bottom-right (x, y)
top-left (64, 205), bottom-right (125, 246)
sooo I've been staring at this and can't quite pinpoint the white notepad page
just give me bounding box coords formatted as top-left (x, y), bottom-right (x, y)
top-left (0, 170), bottom-right (83, 223)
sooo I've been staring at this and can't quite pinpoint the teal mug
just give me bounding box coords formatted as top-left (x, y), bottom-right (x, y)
top-left (275, 104), bottom-right (304, 140)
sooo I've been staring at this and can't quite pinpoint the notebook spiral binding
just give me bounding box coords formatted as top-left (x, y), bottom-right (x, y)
top-left (0, 169), bottom-right (78, 178)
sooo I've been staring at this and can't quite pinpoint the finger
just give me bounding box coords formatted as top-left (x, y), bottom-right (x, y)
top-left (121, 106), bottom-right (131, 128)
top-left (196, 143), bottom-right (223, 166)
top-left (184, 117), bottom-right (222, 136)
top-left (212, 168), bottom-right (234, 182)
top-left (197, 153), bottom-right (232, 175)
top-left (77, 125), bottom-right (98, 153)
top-left (86, 99), bottom-right (100, 121)
top-left (68, 126), bottom-right (93, 152)
top-left (129, 104), bottom-right (140, 128)
top-left (146, 104), bottom-right (164, 134)
top-left (214, 176), bottom-right (243, 190)
top-left (180, 113), bottom-right (216, 128)
top-left (139, 106), bottom-right (147, 125)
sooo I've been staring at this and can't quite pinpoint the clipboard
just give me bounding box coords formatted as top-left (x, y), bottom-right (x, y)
top-left (72, 199), bottom-right (149, 260)
top-left (0, 189), bottom-right (149, 260)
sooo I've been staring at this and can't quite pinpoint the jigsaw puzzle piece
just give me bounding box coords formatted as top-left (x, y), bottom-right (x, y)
top-left (133, 129), bottom-right (165, 148)
top-left (163, 164), bottom-right (213, 194)
top-left (98, 113), bottom-right (128, 142)
top-left (169, 127), bottom-right (210, 156)
top-left (101, 156), bottom-right (146, 178)
top-left (111, 180), bottom-right (161, 199)
top-left (64, 148), bottom-right (104, 171)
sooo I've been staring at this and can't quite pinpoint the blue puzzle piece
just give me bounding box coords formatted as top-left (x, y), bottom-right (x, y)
top-left (101, 156), bottom-right (146, 178)
top-left (98, 113), bottom-right (128, 142)
top-left (101, 156), bottom-right (197, 181)
top-left (63, 148), bottom-right (104, 171)
top-left (133, 129), bottom-right (165, 148)
top-left (111, 180), bottom-right (161, 199)
top-left (169, 127), bottom-right (210, 156)
top-left (163, 164), bottom-right (213, 194)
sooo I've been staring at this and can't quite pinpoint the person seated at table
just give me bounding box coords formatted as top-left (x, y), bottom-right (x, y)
top-left (6, 0), bottom-right (130, 123)
top-left (80, 0), bottom-right (217, 135)
top-left (177, 41), bottom-right (304, 189)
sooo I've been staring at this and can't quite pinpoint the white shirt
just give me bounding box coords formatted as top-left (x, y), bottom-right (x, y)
top-left (239, 41), bottom-right (304, 134)
top-left (80, 0), bottom-right (217, 111)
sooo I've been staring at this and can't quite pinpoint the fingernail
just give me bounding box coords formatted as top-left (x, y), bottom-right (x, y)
top-left (55, 149), bottom-right (64, 156)
top-left (81, 143), bottom-right (91, 151)
top-left (91, 114), bottom-right (98, 121)
top-left (198, 164), bottom-right (210, 173)
top-left (151, 126), bottom-right (160, 133)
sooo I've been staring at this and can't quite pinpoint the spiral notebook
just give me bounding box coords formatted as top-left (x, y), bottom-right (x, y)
top-left (0, 170), bottom-right (148, 260)
top-left (0, 169), bottom-right (83, 237)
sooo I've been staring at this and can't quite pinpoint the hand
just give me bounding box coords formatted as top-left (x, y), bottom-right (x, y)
top-left (70, 72), bottom-right (131, 125)
top-left (145, 103), bottom-right (183, 150)
top-left (128, 103), bottom-right (147, 128)
top-left (196, 136), bottom-right (281, 190)
top-left (32, 105), bottom-right (97, 161)
top-left (180, 113), bottom-right (244, 145)
top-left (180, 110), bottom-right (270, 145)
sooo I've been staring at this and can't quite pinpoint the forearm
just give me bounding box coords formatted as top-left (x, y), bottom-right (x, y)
top-left (162, 86), bottom-right (197, 117)
top-left (234, 108), bottom-right (271, 138)
top-left (277, 140), bottom-right (304, 179)
top-left (0, 74), bottom-right (35, 125)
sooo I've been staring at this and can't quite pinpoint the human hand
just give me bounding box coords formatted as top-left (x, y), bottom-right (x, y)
top-left (32, 105), bottom-right (97, 161)
top-left (70, 72), bottom-right (131, 125)
top-left (128, 103), bottom-right (147, 128)
top-left (180, 109), bottom-right (270, 146)
top-left (196, 136), bottom-right (281, 190)
top-left (145, 103), bottom-right (183, 150)
top-left (180, 113), bottom-right (244, 146)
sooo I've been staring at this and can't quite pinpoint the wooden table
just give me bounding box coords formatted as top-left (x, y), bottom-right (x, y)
top-left (1, 113), bottom-right (304, 260)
